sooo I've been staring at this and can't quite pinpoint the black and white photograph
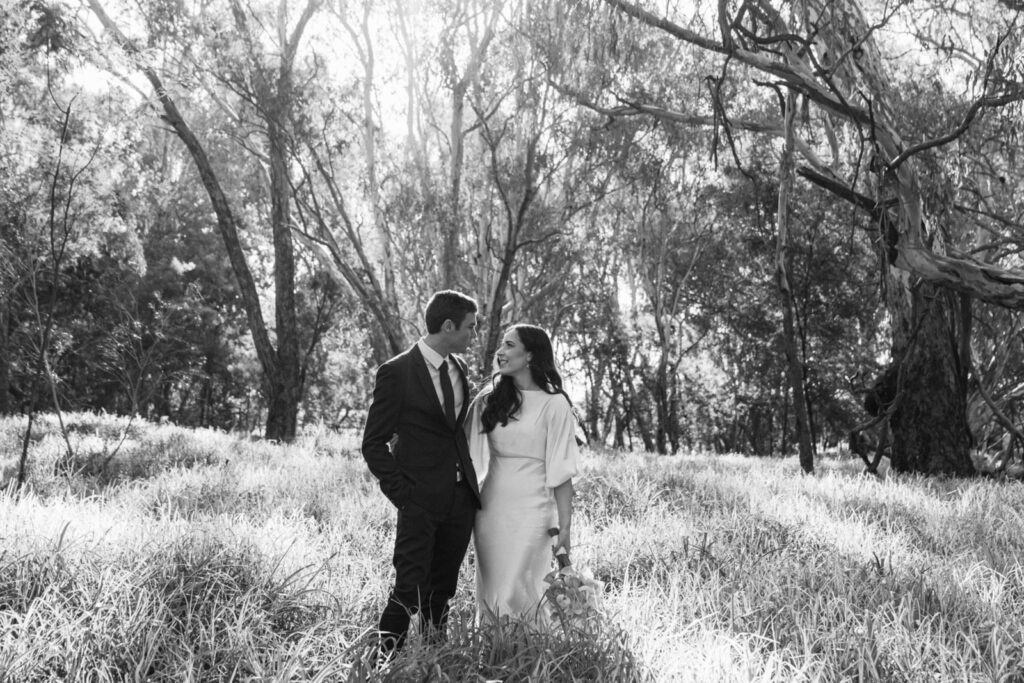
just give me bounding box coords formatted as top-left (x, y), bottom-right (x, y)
top-left (1, 0), bottom-right (1023, 680)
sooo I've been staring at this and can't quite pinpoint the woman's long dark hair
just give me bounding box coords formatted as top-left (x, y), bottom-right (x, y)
top-left (480, 324), bottom-right (571, 433)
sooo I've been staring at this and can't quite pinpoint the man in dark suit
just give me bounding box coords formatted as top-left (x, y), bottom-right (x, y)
top-left (361, 290), bottom-right (481, 659)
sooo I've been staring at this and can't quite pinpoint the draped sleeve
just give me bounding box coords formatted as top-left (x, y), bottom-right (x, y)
top-left (543, 394), bottom-right (579, 488)
top-left (465, 392), bottom-right (491, 486)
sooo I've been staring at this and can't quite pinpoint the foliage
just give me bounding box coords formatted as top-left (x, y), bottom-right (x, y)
top-left (1, 1), bottom-right (147, 437)
top-left (532, 0), bottom-right (1024, 470)
top-left (1, 0), bottom-right (1022, 465)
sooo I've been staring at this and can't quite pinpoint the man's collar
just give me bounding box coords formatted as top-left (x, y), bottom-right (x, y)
top-left (417, 338), bottom-right (447, 369)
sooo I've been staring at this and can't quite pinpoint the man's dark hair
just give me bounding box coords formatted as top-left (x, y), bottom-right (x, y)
top-left (424, 290), bottom-right (478, 334)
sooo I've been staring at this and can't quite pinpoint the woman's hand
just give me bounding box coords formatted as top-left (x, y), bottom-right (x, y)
top-left (552, 479), bottom-right (574, 559)
top-left (553, 525), bottom-right (572, 558)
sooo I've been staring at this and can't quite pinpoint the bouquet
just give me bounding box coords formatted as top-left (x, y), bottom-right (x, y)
top-left (542, 527), bottom-right (604, 634)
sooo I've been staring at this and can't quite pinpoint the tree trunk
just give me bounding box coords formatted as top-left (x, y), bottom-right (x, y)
top-left (623, 366), bottom-right (656, 452)
top-left (613, 413), bottom-right (626, 450)
top-left (602, 379), bottom-right (619, 445)
top-left (479, 132), bottom-right (538, 369)
top-left (264, 372), bottom-right (299, 442)
top-left (777, 89), bottom-right (814, 473)
top-left (483, 245), bottom-right (516, 371)
top-left (650, 284), bottom-right (678, 455)
top-left (257, 0), bottom-right (320, 442)
top-left (668, 385), bottom-right (681, 453)
top-left (0, 304), bottom-right (10, 415)
top-left (653, 361), bottom-right (670, 455)
top-left (344, 4), bottom-right (401, 321)
top-left (441, 0), bottom-right (501, 286)
top-left (582, 349), bottom-right (606, 444)
top-left (446, 84), bottom-right (467, 286)
top-left (266, 108), bottom-right (301, 441)
top-left (887, 281), bottom-right (974, 475)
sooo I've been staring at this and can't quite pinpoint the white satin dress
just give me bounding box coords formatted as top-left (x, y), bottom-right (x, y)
top-left (467, 390), bottom-right (580, 624)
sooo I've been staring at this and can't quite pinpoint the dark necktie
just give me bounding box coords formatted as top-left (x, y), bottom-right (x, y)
top-left (439, 359), bottom-right (456, 427)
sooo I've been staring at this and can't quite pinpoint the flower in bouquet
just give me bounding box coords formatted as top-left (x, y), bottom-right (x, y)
top-left (543, 528), bottom-right (604, 633)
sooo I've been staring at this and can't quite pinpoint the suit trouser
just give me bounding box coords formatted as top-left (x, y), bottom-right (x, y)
top-left (379, 480), bottom-right (476, 652)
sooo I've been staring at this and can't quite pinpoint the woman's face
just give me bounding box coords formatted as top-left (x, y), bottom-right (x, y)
top-left (495, 329), bottom-right (531, 377)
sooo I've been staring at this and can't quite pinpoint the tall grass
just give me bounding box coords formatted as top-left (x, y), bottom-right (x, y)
top-left (1, 413), bottom-right (1023, 681)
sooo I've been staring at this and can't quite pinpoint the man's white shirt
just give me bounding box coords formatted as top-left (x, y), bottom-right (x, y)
top-left (417, 339), bottom-right (465, 420)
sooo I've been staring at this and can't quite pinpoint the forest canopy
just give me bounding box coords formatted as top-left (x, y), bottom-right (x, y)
top-left (1, 0), bottom-right (1022, 474)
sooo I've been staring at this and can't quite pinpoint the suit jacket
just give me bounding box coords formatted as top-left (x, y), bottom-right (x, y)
top-left (361, 344), bottom-right (481, 513)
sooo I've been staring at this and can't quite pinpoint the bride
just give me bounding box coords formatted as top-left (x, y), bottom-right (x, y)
top-left (466, 324), bottom-right (580, 624)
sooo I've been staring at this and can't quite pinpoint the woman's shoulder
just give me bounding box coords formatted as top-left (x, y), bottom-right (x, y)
top-left (534, 390), bottom-right (573, 412)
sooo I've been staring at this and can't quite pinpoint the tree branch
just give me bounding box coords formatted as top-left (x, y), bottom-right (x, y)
top-left (889, 90), bottom-right (1024, 169)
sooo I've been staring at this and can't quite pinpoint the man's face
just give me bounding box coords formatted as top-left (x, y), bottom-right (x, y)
top-left (446, 311), bottom-right (478, 354)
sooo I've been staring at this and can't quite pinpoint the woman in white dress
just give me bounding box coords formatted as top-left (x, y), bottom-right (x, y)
top-left (467, 324), bottom-right (580, 624)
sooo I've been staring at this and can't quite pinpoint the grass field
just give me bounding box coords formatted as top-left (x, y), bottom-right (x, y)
top-left (1, 413), bottom-right (1023, 682)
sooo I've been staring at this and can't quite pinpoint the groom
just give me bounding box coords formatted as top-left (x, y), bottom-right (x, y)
top-left (361, 290), bottom-right (482, 659)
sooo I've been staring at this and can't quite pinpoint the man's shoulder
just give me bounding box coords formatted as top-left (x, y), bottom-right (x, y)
top-left (377, 346), bottom-right (420, 373)
top-left (393, 346), bottom-right (419, 362)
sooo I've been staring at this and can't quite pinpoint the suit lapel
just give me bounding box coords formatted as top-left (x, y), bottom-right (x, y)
top-left (412, 345), bottom-right (472, 430)
top-left (410, 345), bottom-right (447, 423)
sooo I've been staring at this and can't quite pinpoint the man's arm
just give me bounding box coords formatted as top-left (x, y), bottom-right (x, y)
top-left (361, 361), bottom-right (410, 507)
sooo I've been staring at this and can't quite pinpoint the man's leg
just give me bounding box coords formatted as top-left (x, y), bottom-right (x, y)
top-left (379, 504), bottom-right (437, 657)
top-left (423, 483), bottom-right (476, 637)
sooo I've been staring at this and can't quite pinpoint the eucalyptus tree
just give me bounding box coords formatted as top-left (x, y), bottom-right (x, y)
top-left (87, 0), bottom-right (328, 441)
top-left (701, 159), bottom-right (883, 456)
top-left (283, 0), bottom-right (416, 364)
top-left (451, 4), bottom-right (622, 372)
top-left (284, 0), bottom-right (514, 365)
top-left (302, 0), bottom-right (606, 375)
top-left (589, 126), bottom-right (720, 454)
top-left (549, 0), bottom-right (1023, 474)
top-left (408, 0), bottom-right (506, 287)
top-left (327, 0), bottom-right (402, 341)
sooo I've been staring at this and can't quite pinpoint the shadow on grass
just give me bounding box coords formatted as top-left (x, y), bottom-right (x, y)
top-left (346, 611), bottom-right (650, 683)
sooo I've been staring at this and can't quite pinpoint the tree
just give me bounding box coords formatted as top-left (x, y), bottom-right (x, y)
top-left (87, 0), bottom-right (324, 441)
top-left (287, 0), bottom-right (408, 363)
top-left (552, 0), bottom-right (1023, 474)
top-left (462, 4), bottom-right (619, 372)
